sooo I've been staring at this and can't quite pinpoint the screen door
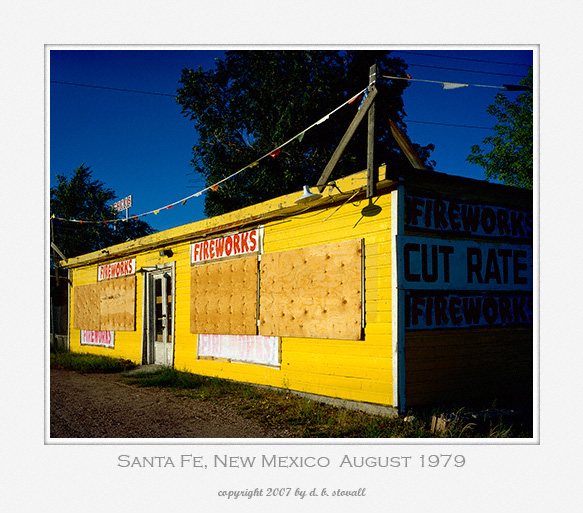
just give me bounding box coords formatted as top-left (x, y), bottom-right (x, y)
top-left (144, 266), bottom-right (174, 366)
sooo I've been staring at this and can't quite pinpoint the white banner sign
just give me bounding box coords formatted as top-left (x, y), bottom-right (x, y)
top-left (405, 193), bottom-right (533, 239)
top-left (98, 258), bottom-right (136, 281)
top-left (80, 330), bottom-right (115, 348)
top-left (405, 292), bottom-right (533, 330)
top-left (398, 235), bottom-right (533, 291)
top-left (198, 334), bottom-right (279, 367)
top-left (191, 228), bottom-right (262, 265)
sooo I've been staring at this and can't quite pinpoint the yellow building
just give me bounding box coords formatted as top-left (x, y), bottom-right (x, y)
top-left (60, 166), bottom-right (533, 413)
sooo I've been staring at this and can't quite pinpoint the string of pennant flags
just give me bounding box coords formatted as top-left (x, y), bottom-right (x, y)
top-left (381, 74), bottom-right (532, 91)
top-left (51, 72), bottom-right (530, 226)
top-left (52, 84), bottom-right (373, 225)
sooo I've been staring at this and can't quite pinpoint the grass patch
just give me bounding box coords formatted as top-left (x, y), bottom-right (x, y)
top-left (51, 352), bottom-right (531, 437)
top-left (50, 349), bottom-right (136, 374)
top-left (122, 367), bottom-right (531, 438)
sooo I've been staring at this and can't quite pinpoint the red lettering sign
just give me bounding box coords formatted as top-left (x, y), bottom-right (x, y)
top-left (190, 228), bottom-right (262, 264)
top-left (197, 334), bottom-right (279, 367)
top-left (98, 258), bottom-right (136, 281)
top-left (80, 330), bottom-right (115, 348)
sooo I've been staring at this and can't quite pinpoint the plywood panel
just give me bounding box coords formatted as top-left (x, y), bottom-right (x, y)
top-left (73, 283), bottom-right (101, 331)
top-left (260, 239), bottom-right (362, 340)
top-left (190, 256), bottom-right (258, 335)
top-left (73, 277), bottom-right (136, 331)
top-left (99, 276), bottom-right (136, 331)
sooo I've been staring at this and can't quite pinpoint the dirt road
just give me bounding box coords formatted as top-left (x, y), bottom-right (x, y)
top-left (50, 369), bottom-right (291, 438)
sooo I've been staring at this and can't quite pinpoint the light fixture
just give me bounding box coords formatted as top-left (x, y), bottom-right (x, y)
top-left (159, 249), bottom-right (173, 257)
top-left (295, 185), bottom-right (322, 204)
top-left (361, 198), bottom-right (382, 217)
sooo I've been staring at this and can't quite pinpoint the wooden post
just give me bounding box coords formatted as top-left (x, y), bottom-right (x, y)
top-left (316, 86), bottom-right (377, 191)
top-left (366, 64), bottom-right (377, 198)
top-left (389, 118), bottom-right (428, 170)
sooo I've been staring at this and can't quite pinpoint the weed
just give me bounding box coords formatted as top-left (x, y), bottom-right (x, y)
top-left (50, 350), bottom-right (136, 374)
top-left (51, 353), bottom-right (532, 438)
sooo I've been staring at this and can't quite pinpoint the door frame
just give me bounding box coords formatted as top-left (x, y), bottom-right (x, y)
top-left (141, 262), bottom-right (176, 366)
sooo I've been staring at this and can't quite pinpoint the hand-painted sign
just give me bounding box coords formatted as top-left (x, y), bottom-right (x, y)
top-left (197, 334), bottom-right (279, 367)
top-left (80, 330), bottom-right (115, 348)
top-left (98, 258), bottom-right (136, 281)
top-left (190, 228), bottom-right (262, 265)
top-left (112, 195), bottom-right (132, 212)
top-left (405, 193), bottom-right (533, 240)
top-left (405, 291), bottom-right (533, 330)
top-left (398, 236), bottom-right (532, 291)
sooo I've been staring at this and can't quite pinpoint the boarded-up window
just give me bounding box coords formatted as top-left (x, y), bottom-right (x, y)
top-left (99, 277), bottom-right (136, 331)
top-left (73, 283), bottom-right (101, 331)
top-left (73, 276), bottom-right (136, 331)
top-left (259, 239), bottom-right (363, 340)
top-left (190, 256), bottom-right (258, 335)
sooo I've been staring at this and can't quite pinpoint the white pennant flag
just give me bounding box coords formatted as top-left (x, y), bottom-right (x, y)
top-left (442, 82), bottom-right (469, 90)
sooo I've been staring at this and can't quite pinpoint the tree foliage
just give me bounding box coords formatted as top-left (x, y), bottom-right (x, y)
top-left (176, 50), bottom-right (434, 217)
top-left (467, 67), bottom-right (533, 188)
top-left (50, 164), bottom-right (155, 260)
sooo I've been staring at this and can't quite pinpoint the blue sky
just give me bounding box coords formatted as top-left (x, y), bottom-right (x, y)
top-left (49, 48), bottom-right (533, 233)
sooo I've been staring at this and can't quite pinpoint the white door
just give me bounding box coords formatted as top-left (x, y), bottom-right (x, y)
top-left (144, 267), bottom-right (174, 366)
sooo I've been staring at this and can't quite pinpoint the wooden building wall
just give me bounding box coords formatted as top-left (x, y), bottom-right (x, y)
top-left (68, 191), bottom-right (395, 407)
top-left (405, 327), bottom-right (533, 407)
top-left (398, 175), bottom-right (534, 408)
top-left (174, 194), bottom-right (394, 406)
top-left (65, 167), bottom-right (533, 411)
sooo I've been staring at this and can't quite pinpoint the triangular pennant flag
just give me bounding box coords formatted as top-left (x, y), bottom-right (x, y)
top-left (249, 161), bottom-right (259, 168)
top-left (167, 205), bottom-right (173, 210)
top-left (296, 131), bottom-right (305, 142)
top-left (316, 115), bottom-right (330, 125)
top-left (358, 88), bottom-right (369, 110)
top-left (442, 82), bottom-right (468, 90)
top-left (211, 184), bottom-right (219, 192)
top-left (270, 148), bottom-right (281, 158)
top-left (181, 199), bottom-right (187, 206)
top-left (154, 210), bottom-right (160, 215)
top-left (348, 93), bottom-right (362, 105)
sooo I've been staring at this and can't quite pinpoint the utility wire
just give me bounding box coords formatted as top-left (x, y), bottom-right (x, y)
top-left (392, 50), bottom-right (532, 68)
top-left (51, 80), bottom-right (176, 98)
top-left (405, 63), bottom-right (526, 78)
top-left (406, 119), bottom-right (492, 130)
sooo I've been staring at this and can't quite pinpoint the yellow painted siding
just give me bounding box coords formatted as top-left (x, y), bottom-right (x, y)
top-left (167, 194), bottom-right (394, 406)
top-left (69, 263), bottom-right (143, 362)
top-left (259, 195), bottom-right (394, 405)
top-left (67, 184), bottom-right (394, 407)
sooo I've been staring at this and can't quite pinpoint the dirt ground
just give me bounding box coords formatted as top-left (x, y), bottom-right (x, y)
top-left (50, 369), bottom-right (292, 438)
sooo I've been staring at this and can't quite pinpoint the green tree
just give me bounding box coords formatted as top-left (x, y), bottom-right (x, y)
top-left (176, 50), bottom-right (434, 217)
top-left (50, 164), bottom-right (155, 260)
top-left (467, 67), bottom-right (533, 188)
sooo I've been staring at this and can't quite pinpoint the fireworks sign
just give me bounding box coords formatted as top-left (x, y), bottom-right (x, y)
top-left (112, 195), bottom-right (133, 214)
